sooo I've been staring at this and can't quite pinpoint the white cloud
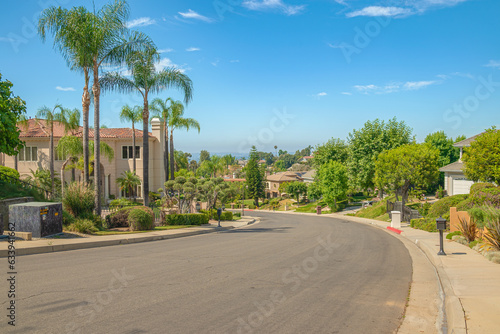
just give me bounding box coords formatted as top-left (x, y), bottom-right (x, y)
top-left (485, 60), bottom-right (500, 69)
top-left (0, 37), bottom-right (15, 42)
top-left (346, 0), bottom-right (469, 18)
top-left (341, 92), bottom-right (352, 95)
top-left (354, 80), bottom-right (438, 94)
top-left (403, 80), bottom-right (436, 90)
top-left (347, 6), bottom-right (411, 18)
top-left (230, 60), bottom-right (240, 63)
top-left (154, 58), bottom-right (188, 73)
top-left (186, 47), bottom-right (200, 52)
top-left (317, 92), bottom-right (327, 97)
top-left (211, 60), bottom-right (220, 67)
top-left (126, 17), bottom-right (156, 28)
top-left (242, 0), bottom-right (306, 16)
top-left (158, 48), bottom-right (174, 53)
top-left (178, 9), bottom-right (214, 22)
top-left (56, 86), bottom-right (75, 92)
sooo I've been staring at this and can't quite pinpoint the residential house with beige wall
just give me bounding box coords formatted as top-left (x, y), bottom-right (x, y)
top-left (0, 117), bottom-right (166, 201)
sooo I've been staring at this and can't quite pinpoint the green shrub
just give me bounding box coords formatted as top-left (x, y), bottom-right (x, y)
top-left (63, 182), bottom-right (94, 218)
top-left (109, 198), bottom-right (141, 208)
top-left (0, 166), bottom-right (20, 181)
top-left (165, 214), bottom-right (209, 226)
top-left (105, 207), bottom-right (133, 228)
top-left (62, 210), bottom-right (76, 226)
top-left (67, 218), bottom-right (99, 234)
top-left (446, 231), bottom-right (462, 239)
top-left (436, 186), bottom-right (445, 199)
top-left (233, 212), bottom-right (241, 218)
top-left (356, 202), bottom-right (386, 219)
top-left (200, 209), bottom-right (234, 220)
top-left (149, 191), bottom-right (161, 203)
top-left (427, 194), bottom-right (469, 218)
top-left (410, 217), bottom-right (446, 232)
top-left (468, 206), bottom-right (488, 229)
top-left (470, 183), bottom-right (496, 194)
top-left (128, 207), bottom-right (154, 231)
top-left (469, 240), bottom-right (481, 249)
top-left (248, 203), bottom-right (256, 209)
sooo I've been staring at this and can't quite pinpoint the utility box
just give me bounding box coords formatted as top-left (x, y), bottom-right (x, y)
top-left (9, 202), bottom-right (63, 238)
top-left (391, 211), bottom-right (401, 229)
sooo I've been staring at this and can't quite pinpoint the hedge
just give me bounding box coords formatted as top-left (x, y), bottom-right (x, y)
top-left (105, 206), bottom-right (154, 231)
top-left (427, 194), bottom-right (469, 218)
top-left (200, 209), bottom-right (234, 221)
top-left (410, 218), bottom-right (439, 232)
top-left (0, 166), bottom-right (19, 181)
top-left (165, 214), bottom-right (209, 226)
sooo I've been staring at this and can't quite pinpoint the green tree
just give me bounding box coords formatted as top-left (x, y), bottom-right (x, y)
top-left (317, 161), bottom-right (348, 210)
top-left (200, 150), bottom-right (210, 163)
top-left (274, 160), bottom-right (287, 172)
top-left (312, 138), bottom-right (348, 167)
top-left (167, 100), bottom-right (200, 180)
top-left (36, 104), bottom-right (68, 195)
top-left (245, 146), bottom-right (265, 206)
top-left (120, 104), bottom-right (142, 173)
top-left (348, 118), bottom-right (413, 192)
top-left (116, 170), bottom-right (141, 200)
top-left (285, 181), bottom-right (308, 203)
top-left (424, 131), bottom-right (461, 167)
top-left (463, 128), bottom-right (500, 185)
top-left (0, 74), bottom-right (26, 156)
top-left (101, 49), bottom-right (192, 205)
top-left (374, 143), bottom-right (439, 207)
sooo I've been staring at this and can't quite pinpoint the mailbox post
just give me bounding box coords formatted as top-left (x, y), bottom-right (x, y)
top-left (217, 208), bottom-right (222, 228)
top-left (436, 216), bottom-right (447, 256)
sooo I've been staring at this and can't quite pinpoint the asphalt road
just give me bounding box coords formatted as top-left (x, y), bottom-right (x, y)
top-left (0, 212), bottom-right (412, 334)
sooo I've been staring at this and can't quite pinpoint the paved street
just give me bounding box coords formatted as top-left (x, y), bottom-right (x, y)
top-left (1, 212), bottom-right (412, 334)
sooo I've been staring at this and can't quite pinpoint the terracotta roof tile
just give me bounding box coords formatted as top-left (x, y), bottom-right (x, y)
top-left (18, 119), bottom-right (153, 139)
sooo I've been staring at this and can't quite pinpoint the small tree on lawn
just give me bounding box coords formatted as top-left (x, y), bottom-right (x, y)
top-left (285, 181), bottom-right (308, 203)
top-left (318, 160), bottom-right (348, 211)
top-left (375, 143), bottom-right (439, 208)
top-left (463, 127), bottom-right (500, 185)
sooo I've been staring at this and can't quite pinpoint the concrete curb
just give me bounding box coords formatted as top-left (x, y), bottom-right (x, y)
top-left (0, 218), bottom-right (257, 257)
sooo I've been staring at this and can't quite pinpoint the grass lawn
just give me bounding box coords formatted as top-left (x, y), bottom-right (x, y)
top-left (92, 225), bottom-right (197, 236)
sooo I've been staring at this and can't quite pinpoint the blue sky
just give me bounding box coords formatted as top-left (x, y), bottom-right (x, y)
top-left (1, 0), bottom-right (499, 155)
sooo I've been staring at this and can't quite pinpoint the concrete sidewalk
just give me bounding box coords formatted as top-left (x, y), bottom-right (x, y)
top-left (335, 213), bottom-right (500, 334)
top-left (0, 217), bottom-right (257, 257)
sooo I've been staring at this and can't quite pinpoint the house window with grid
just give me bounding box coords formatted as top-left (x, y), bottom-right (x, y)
top-left (18, 146), bottom-right (38, 162)
top-left (122, 146), bottom-right (140, 159)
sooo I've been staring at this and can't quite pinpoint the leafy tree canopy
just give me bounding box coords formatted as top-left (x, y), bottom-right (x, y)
top-left (312, 138), bottom-right (348, 167)
top-left (463, 128), bottom-right (500, 185)
top-left (317, 160), bottom-right (348, 210)
top-left (245, 146), bottom-right (265, 206)
top-left (0, 74), bottom-right (27, 155)
top-left (348, 117), bottom-right (413, 191)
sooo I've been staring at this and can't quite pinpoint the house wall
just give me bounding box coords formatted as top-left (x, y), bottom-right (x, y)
top-left (1, 121), bottom-right (165, 201)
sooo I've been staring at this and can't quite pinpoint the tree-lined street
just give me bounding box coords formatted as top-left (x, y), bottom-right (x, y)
top-left (0, 212), bottom-right (411, 333)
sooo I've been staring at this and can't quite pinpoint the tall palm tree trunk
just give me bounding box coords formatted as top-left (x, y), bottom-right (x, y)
top-left (93, 65), bottom-right (101, 215)
top-left (142, 98), bottom-right (150, 206)
top-left (14, 155), bottom-right (18, 172)
top-left (49, 130), bottom-right (54, 196)
top-left (82, 70), bottom-right (91, 184)
top-left (132, 122), bottom-right (136, 173)
top-left (170, 129), bottom-right (175, 180)
top-left (164, 123), bottom-right (169, 182)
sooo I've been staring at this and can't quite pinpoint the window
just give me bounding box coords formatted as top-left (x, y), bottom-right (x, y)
top-left (122, 146), bottom-right (140, 159)
top-left (55, 147), bottom-right (67, 161)
top-left (18, 146), bottom-right (38, 162)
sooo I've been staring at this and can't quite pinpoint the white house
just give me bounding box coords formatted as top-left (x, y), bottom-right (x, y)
top-left (439, 133), bottom-right (483, 196)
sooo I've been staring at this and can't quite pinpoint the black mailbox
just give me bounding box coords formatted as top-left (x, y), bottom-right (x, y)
top-left (217, 208), bottom-right (222, 218)
top-left (436, 216), bottom-right (447, 230)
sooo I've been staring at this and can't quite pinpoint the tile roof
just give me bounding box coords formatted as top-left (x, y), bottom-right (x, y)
top-left (266, 171), bottom-right (303, 182)
top-left (439, 161), bottom-right (464, 172)
top-left (18, 119), bottom-right (152, 139)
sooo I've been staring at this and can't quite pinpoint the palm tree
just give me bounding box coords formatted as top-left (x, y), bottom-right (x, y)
top-left (39, 6), bottom-right (93, 185)
top-left (57, 137), bottom-right (114, 198)
top-left (36, 104), bottom-right (67, 195)
top-left (120, 104), bottom-right (142, 173)
top-left (168, 100), bottom-right (200, 180)
top-left (150, 97), bottom-right (174, 182)
top-left (100, 48), bottom-right (193, 205)
top-left (39, 0), bottom-right (155, 215)
top-left (116, 170), bottom-right (141, 200)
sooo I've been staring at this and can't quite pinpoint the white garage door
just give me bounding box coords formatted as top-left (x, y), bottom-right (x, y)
top-left (453, 179), bottom-right (474, 195)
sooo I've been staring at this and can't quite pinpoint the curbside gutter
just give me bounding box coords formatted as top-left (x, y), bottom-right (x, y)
top-left (0, 218), bottom-right (257, 257)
